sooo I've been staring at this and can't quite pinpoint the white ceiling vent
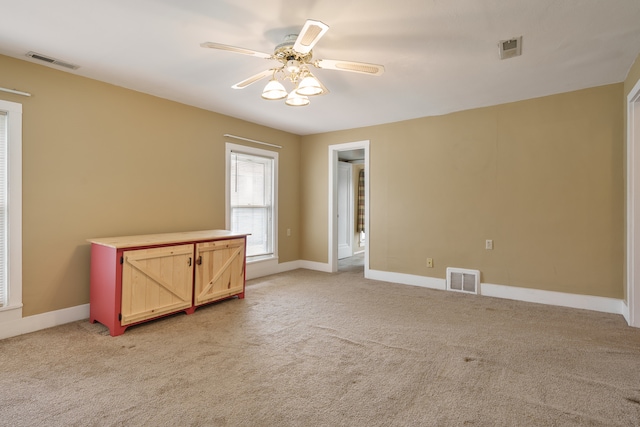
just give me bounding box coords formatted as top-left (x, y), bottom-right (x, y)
top-left (26, 51), bottom-right (80, 70)
top-left (446, 267), bottom-right (480, 295)
top-left (498, 36), bottom-right (522, 60)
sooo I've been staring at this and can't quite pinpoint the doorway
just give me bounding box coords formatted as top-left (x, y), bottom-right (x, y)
top-left (328, 141), bottom-right (370, 276)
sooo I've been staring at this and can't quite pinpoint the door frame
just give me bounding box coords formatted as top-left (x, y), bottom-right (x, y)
top-left (328, 140), bottom-right (370, 275)
top-left (626, 78), bottom-right (640, 327)
top-left (337, 161), bottom-right (354, 259)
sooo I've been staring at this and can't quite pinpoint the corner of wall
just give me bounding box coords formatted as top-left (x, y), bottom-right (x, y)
top-left (625, 53), bottom-right (640, 97)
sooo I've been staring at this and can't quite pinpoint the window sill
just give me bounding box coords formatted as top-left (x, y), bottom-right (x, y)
top-left (247, 255), bottom-right (278, 264)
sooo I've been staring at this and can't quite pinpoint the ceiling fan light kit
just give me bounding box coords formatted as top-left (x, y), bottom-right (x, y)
top-left (201, 19), bottom-right (385, 107)
top-left (261, 79), bottom-right (288, 100)
top-left (260, 61), bottom-right (324, 102)
top-left (296, 75), bottom-right (323, 96)
top-left (285, 91), bottom-right (310, 107)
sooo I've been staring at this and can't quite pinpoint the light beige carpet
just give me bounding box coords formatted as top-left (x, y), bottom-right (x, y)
top-left (1, 267), bottom-right (640, 426)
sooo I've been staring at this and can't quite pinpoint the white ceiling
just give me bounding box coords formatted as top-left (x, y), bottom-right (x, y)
top-left (1, 0), bottom-right (639, 135)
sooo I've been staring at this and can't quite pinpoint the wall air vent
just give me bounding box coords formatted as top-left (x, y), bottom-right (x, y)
top-left (446, 267), bottom-right (480, 295)
top-left (498, 36), bottom-right (522, 60)
top-left (26, 51), bottom-right (80, 70)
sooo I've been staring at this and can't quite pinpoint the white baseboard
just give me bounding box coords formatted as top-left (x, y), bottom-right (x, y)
top-left (277, 260), bottom-right (303, 273)
top-left (0, 303), bottom-right (90, 340)
top-left (247, 259), bottom-right (332, 276)
top-left (368, 268), bottom-right (624, 316)
top-left (298, 260), bottom-right (332, 273)
top-left (480, 283), bottom-right (624, 315)
top-left (246, 259), bottom-right (325, 280)
top-left (368, 269), bottom-right (445, 290)
top-left (622, 301), bottom-right (630, 324)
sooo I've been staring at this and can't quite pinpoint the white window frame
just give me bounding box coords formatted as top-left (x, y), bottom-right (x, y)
top-left (0, 99), bottom-right (23, 323)
top-left (225, 142), bottom-right (278, 265)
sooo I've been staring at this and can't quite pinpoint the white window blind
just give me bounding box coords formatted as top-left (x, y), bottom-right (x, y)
top-left (0, 111), bottom-right (7, 307)
top-left (230, 151), bottom-right (274, 258)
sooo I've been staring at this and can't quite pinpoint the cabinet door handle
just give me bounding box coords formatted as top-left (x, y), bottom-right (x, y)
top-left (196, 255), bottom-right (202, 265)
top-left (188, 257), bottom-right (192, 267)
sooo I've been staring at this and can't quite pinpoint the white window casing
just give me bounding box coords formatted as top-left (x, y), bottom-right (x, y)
top-left (225, 142), bottom-right (278, 263)
top-left (0, 99), bottom-right (23, 322)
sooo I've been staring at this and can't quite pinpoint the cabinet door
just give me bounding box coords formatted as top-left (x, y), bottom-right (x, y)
top-left (121, 244), bottom-right (194, 326)
top-left (195, 238), bottom-right (245, 305)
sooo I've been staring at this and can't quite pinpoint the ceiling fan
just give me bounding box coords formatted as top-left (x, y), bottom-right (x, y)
top-left (200, 19), bottom-right (385, 107)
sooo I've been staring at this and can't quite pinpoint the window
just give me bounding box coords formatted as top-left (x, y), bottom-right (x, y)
top-left (0, 99), bottom-right (22, 316)
top-left (226, 143), bottom-right (277, 261)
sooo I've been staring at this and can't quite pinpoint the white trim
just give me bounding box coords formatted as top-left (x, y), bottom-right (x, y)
top-left (626, 77), bottom-right (640, 327)
top-left (369, 269), bottom-right (446, 290)
top-left (245, 257), bottom-right (280, 280)
top-left (246, 260), bottom-right (329, 281)
top-left (481, 283), bottom-right (624, 315)
top-left (223, 134), bottom-right (282, 149)
top-left (0, 87), bottom-right (31, 97)
top-left (623, 301), bottom-right (630, 324)
top-left (0, 302), bottom-right (23, 319)
top-left (225, 142), bottom-right (279, 263)
top-left (0, 304), bottom-right (89, 341)
top-left (298, 260), bottom-right (332, 273)
top-left (0, 99), bottom-right (22, 327)
top-left (367, 269), bottom-right (623, 316)
top-left (328, 141), bottom-right (370, 276)
top-left (276, 260), bottom-right (303, 273)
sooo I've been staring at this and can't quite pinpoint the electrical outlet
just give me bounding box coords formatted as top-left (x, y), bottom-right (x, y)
top-left (427, 258), bottom-right (434, 268)
top-left (287, 228), bottom-right (291, 237)
top-left (486, 239), bottom-right (493, 250)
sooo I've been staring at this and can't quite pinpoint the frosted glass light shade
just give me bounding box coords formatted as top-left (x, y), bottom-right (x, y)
top-left (261, 79), bottom-right (287, 100)
top-left (296, 75), bottom-right (323, 96)
top-left (285, 90), bottom-right (310, 106)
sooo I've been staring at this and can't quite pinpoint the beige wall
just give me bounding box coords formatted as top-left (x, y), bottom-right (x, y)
top-left (0, 54), bottom-right (300, 316)
top-left (624, 53), bottom-right (640, 98)
top-left (1, 49), bottom-right (632, 317)
top-left (301, 84), bottom-right (624, 299)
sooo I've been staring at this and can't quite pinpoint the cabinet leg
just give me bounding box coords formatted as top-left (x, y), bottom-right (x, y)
top-left (237, 292), bottom-right (245, 299)
top-left (109, 324), bottom-right (127, 337)
top-left (89, 317), bottom-right (127, 336)
top-left (185, 306), bottom-right (196, 315)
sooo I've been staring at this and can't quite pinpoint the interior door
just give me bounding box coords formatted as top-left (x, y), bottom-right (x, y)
top-left (121, 244), bottom-right (194, 325)
top-left (338, 161), bottom-right (353, 259)
top-left (195, 238), bottom-right (246, 305)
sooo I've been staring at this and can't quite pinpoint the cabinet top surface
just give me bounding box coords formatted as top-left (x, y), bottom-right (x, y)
top-left (87, 230), bottom-right (248, 249)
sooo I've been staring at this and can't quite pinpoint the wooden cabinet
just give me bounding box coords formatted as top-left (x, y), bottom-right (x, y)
top-left (88, 230), bottom-right (248, 336)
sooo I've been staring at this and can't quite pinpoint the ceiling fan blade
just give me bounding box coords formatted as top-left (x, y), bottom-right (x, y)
top-left (315, 59), bottom-right (385, 76)
top-left (232, 69), bottom-right (274, 89)
top-left (293, 19), bottom-right (329, 54)
top-left (200, 42), bottom-right (273, 59)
